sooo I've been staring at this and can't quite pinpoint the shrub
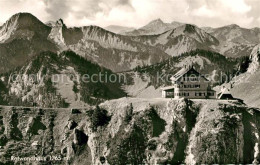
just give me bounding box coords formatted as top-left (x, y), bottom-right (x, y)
top-left (124, 103), bottom-right (133, 123)
top-left (147, 139), bottom-right (157, 150)
top-left (91, 106), bottom-right (110, 131)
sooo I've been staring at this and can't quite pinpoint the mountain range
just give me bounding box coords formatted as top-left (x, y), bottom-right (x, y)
top-left (1, 13), bottom-right (259, 74)
top-left (0, 12), bottom-right (260, 108)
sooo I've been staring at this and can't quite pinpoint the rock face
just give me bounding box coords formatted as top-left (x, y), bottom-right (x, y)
top-left (0, 98), bottom-right (259, 164)
top-left (247, 44), bottom-right (260, 74)
top-left (229, 44), bottom-right (260, 108)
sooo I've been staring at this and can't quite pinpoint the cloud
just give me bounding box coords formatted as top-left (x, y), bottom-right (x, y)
top-left (220, 0), bottom-right (251, 14)
top-left (0, 0), bottom-right (259, 28)
top-left (44, 0), bottom-right (70, 20)
top-left (188, 0), bottom-right (255, 28)
top-left (192, 5), bottom-right (216, 17)
top-left (117, 0), bottom-right (132, 6)
top-left (258, 17), bottom-right (260, 24)
top-left (43, 0), bottom-right (134, 21)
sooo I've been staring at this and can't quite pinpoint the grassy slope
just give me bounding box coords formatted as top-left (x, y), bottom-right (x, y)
top-left (231, 70), bottom-right (260, 108)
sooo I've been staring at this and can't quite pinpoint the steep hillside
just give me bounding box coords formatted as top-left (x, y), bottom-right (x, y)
top-left (0, 51), bottom-right (126, 107)
top-left (229, 44), bottom-right (260, 108)
top-left (231, 70), bottom-right (260, 108)
top-left (0, 98), bottom-right (259, 164)
top-left (204, 24), bottom-right (260, 58)
top-left (0, 13), bottom-right (58, 73)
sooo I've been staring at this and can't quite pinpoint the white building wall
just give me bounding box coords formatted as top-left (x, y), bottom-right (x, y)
top-left (173, 75), bottom-right (216, 99)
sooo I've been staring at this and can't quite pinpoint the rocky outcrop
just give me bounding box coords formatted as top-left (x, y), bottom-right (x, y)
top-left (229, 44), bottom-right (260, 108)
top-left (247, 44), bottom-right (260, 73)
top-left (0, 98), bottom-right (260, 164)
top-left (186, 103), bottom-right (244, 164)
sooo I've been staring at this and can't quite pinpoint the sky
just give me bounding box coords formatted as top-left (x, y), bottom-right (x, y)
top-left (0, 0), bottom-right (259, 28)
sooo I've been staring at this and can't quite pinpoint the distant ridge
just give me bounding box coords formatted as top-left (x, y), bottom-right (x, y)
top-left (122, 18), bottom-right (184, 36)
top-left (104, 25), bottom-right (135, 34)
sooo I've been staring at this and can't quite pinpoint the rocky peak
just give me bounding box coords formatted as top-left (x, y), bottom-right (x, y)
top-left (150, 18), bottom-right (163, 24)
top-left (0, 12), bottom-right (50, 43)
top-left (56, 18), bottom-right (65, 27)
top-left (165, 24), bottom-right (218, 45)
top-left (225, 24), bottom-right (240, 29)
top-left (141, 18), bottom-right (165, 29)
top-left (6, 12), bottom-right (46, 30)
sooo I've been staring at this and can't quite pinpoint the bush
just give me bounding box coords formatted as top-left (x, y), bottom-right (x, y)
top-left (124, 103), bottom-right (133, 123)
top-left (91, 106), bottom-right (110, 131)
top-left (147, 139), bottom-right (157, 150)
top-left (73, 81), bottom-right (79, 93)
top-left (0, 135), bottom-right (7, 146)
